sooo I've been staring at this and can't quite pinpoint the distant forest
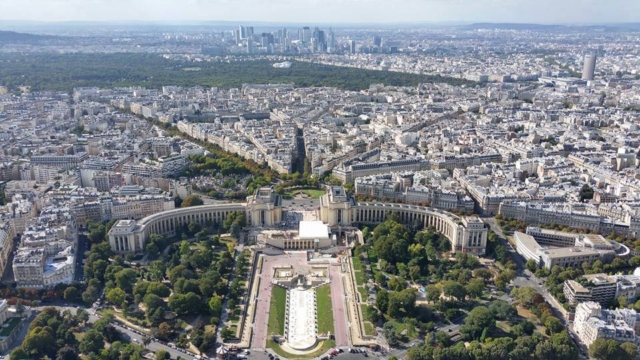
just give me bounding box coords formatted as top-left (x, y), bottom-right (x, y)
top-left (0, 53), bottom-right (477, 92)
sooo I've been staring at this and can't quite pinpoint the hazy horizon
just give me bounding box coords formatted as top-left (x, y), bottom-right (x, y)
top-left (2, 0), bottom-right (638, 25)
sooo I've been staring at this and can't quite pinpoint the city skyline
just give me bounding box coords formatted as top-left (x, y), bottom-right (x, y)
top-left (2, 0), bottom-right (639, 25)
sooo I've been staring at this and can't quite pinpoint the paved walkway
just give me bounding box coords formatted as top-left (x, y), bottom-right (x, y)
top-left (329, 259), bottom-right (349, 346)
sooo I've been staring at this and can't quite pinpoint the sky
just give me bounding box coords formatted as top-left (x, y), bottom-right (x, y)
top-left (1, 0), bottom-right (639, 24)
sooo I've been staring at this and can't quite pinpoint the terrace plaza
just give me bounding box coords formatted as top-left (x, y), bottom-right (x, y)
top-left (108, 186), bottom-right (488, 354)
top-left (249, 251), bottom-right (350, 355)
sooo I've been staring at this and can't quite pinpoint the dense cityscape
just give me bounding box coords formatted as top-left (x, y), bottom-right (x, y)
top-left (0, 11), bottom-right (640, 360)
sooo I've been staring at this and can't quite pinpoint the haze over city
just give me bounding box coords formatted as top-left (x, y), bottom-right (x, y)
top-left (2, 0), bottom-right (640, 24)
top-left (2, 0), bottom-right (640, 360)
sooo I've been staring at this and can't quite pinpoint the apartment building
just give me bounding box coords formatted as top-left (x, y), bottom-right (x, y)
top-left (11, 205), bottom-right (77, 288)
top-left (574, 302), bottom-right (640, 348)
top-left (31, 152), bottom-right (88, 170)
top-left (564, 274), bottom-right (618, 306)
top-left (334, 158), bottom-right (428, 184)
top-left (500, 202), bottom-right (635, 239)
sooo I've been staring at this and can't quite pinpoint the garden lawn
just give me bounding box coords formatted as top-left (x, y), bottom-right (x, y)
top-left (354, 271), bottom-right (366, 286)
top-left (268, 286), bottom-right (287, 335)
top-left (364, 322), bottom-right (376, 336)
top-left (352, 257), bottom-right (364, 272)
top-left (316, 285), bottom-right (334, 335)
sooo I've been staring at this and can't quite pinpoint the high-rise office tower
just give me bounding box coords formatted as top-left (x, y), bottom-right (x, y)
top-left (235, 30), bottom-right (241, 45)
top-left (350, 40), bottom-right (356, 54)
top-left (302, 27), bottom-right (311, 43)
top-left (316, 30), bottom-right (325, 52)
top-left (247, 40), bottom-right (254, 54)
top-left (238, 25), bottom-right (246, 39)
top-left (284, 36), bottom-right (291, 51)
top-left (582, 53), bottom-right (597, 81)
top-left (246, 27), bottom-right (254, 38)
top-left (327, 30), bottom-right (335, 53)
top-left (374, 35), bottom-right (382, 47)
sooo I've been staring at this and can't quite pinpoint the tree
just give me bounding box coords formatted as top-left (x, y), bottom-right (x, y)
top-left (383, 322), bottom-right (399, 346)
top-left (103, 325), bottom-right (121, 343)
top-left (168, 292), bottom-right (202, 315)
top-left (156, 322), bottom-right (173, 340)
top-left (579, 184), bottom-right (594, 202)
top-left (143, 293), bottom-right (164, 311)
top-left (82, 286), bottom-right (100, 303)
top-left (425, 284), bottom-right (441, 303)
top-left (545, 316), bottom-right (563, 334)
top-left (618, 296), bottom-right (628, 309)
top-left (79, 329), bottom-right (104, 355)
top-left (55, 345), bottom-right (80, 360)
top-left (512, 320), bottom-right (535, 336)
top-left (525, 259), bottom-right (538, 272)
top-left (208, 295), bottom-right (223, 316)
top-left (442, 281), bottom-right (467, 302)
top-left (489, 300), bottom-right (517, 320)
top-left (229, 223), bottom-right (241, 239)
top-left (376, 289), bottom-right (389, 313)
top-left (435, 331), bottom-right (450, 347)
top-left (155, 350), bottom-right (171, 360)
top-left (511, 286), bottom-right (543, 308)
top-left (460, 306), bottom-right (495, 340)
top-left (63, 286), bottom-right (78, 302)
top-left (76, 309), bottom-right (89, 324)
top-left (150, 260), bottom-right (167, 281)
top-left (620, 342), bottom-right (638, 359)
top-left (145, 306), bottom-right (164, 326)
top-left (474, 268), bottom-right (493, 281)
top-left (188, 221), bottom-right (202, 235)
top-left (181, 195), bottom-right (203, 207)
top-left (589, 338), bottom-right (619, 360)
top-left (106, 288), bottom-right (126, 307)
top-left (465, 278), bottom-right (485, 299)
top-left (22, 327), bottom-right (56, 358)
top-left (11, 348), bottom-right (29, 360)
top-left (629, 256), bottom-right (640, 268)
top-left (115, 268), bottom-right (138, 293)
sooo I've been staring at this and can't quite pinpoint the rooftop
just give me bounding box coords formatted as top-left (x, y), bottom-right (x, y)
top-left (298, 221), bottom-right (330, 240)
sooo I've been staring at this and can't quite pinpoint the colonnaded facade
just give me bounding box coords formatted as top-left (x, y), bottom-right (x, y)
top-left (108, 186), bottom-right (488, 255)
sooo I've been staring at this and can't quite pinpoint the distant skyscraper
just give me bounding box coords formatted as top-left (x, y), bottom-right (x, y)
top-left (302, 27), bottom-right (311, 43)
top-left (235, 30), bottom-right (241, 45)
top-left (350, 40), bottom-right (356, 54)
top-left (238, 25), bottom-right (246, 39)
top-left (374, 35), bottom-right (382, 47)
top-left (315, 30), bottom-right (326, 52)
top-left (582, 53), bottom-right (597, 81)
top-left (327, 30), bottom-right (335, 53)
top-left (246, 27), bottom-right (254, 38)
top-left (247, 40), bottom-right (254, 54)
